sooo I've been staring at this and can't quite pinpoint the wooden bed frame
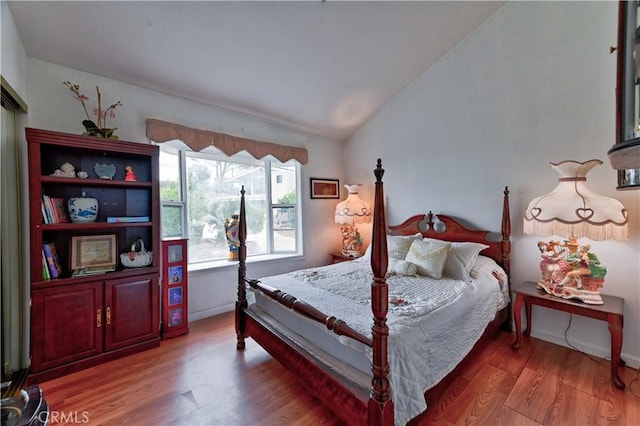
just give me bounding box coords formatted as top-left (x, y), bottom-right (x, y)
top-left (235, 159), bottom-right (511, 425)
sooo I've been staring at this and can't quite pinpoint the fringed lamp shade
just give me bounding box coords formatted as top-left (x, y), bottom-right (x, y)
top-left (523, 159), bottom-right (629, 305)
top-left (524, 160), bottom-right (628, 241)
top-left (334, 184), bottom-right (371, 257)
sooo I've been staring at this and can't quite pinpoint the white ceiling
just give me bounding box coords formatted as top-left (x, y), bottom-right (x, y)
top-left (7, 1), bottom-right (504, 141)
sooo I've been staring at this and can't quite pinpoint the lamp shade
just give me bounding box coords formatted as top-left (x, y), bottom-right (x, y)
top-left (523, 160), bottom-right (628, 241)
top-left (334, 184), bottom-right (372, 225)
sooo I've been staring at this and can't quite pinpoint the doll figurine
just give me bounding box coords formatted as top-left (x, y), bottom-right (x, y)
top-left (125, 165), bottom-right (137, 181)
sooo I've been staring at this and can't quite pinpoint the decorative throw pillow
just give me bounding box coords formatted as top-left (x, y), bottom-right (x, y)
top-left (405, 239), bottom-right (451, 279)
top-left (362, 233), bottom-right (422, 261)
top-left (394, 260), bottom-right (418, 276)
top-left (423, 238), bottom-right (489, 281)
top-left (388, 258), bottom-right (418, 276)
top-left (387, 233), bottom-right (422, 260)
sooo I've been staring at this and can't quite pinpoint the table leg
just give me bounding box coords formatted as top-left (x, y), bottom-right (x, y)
top-left (524, 302), bottom-right (532, 337)
top-left (512, 294), bottom-right (523, 349)
top-left (607, 313), bottom-right (625, 389)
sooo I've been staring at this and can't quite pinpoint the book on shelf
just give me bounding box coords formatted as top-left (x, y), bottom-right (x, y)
top-left (71, 265), bottom-right (116, 277)
top-left (40, 200), bottom-right (50, 224)
top-left (106, 216), bottom-right (149, 223)
top-left (41, 250), bottom-right (51, 280)
top-left (50, 197), bottom-right (69, 223)
top-left (42, 242), bottom-right (62, 279)
top-left (42, 195), bottom-right (69, 224)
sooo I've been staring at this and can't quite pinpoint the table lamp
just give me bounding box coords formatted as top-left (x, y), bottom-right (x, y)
top-left (334, 184), bottom-right (372, 257)
top-left (523, 159), bottom-right (628, 304)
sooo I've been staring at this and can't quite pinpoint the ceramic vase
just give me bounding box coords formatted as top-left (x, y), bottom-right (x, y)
top-left (68, 193), bottom-right (98, 223)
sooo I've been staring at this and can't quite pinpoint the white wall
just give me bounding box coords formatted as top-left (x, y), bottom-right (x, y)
top-left (22, 58), bottom-right (345, 322)
top-left (346, 2), bottom-right (640, 368)
top-left (1, 1), bottom-right (27, 97)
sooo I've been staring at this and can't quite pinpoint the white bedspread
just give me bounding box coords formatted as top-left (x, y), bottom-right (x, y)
top-left (251, 256), bottom-right (509, 425)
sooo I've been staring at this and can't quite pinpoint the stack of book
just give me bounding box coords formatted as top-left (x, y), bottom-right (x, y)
top-left (42, 242), bottom-right (62, 280)
top-left (41, 195), bottom-right (69, 224)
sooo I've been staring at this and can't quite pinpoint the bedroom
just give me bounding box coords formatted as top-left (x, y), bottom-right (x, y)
top-left (2, 0), bottom-right (639, 424)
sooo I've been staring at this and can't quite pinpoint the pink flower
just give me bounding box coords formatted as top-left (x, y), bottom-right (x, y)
top-left (64, 81), bottom-right (122, 131)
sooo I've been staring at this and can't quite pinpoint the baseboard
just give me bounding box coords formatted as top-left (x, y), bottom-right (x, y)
top-left (531, 328), bottom-right (640, 370)
top-left (188, 303), bottom-right (234, 322)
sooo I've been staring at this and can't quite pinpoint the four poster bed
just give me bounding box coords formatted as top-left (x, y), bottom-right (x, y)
top-left (235, 159), bottom-right (512, 425)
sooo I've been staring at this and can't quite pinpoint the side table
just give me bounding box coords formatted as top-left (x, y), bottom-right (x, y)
top-left (329, 253), bottom-right (357, 264)
top-left (512, 281), bottom-right (625, 389)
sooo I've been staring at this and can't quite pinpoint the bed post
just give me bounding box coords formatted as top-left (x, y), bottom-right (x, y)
top-left (501, 186), bottom-right (512, 332)
top-left (368, 159), bottom-right (394, 426)
top-left (236, 185), bottom-right (247, 350)
top-left (501, 186), bottom-right (511, 280)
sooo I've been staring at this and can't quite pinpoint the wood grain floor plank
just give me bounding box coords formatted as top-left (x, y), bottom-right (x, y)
top-left (37, 312), bottom-right (640, 425)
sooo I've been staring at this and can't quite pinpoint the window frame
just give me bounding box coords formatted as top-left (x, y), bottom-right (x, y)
top-left (156, 142), bottom-right (303, 268)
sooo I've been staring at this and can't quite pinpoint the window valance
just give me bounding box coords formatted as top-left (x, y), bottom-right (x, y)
top-left (146, 119), bottom-right (308, 164)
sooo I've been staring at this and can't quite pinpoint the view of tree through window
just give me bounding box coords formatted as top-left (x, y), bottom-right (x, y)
top-left (158, 144), bottom-right (299, 265)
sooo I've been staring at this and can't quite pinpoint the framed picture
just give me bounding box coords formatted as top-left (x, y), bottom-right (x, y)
top-left (70, 234), bottom-right (117, 270)
top-left (168, 265), bottom-right (183, 284)
top-left (310, 178), bottom-right (340, 199)
top-left (167, 244), bottom-right (183, 263)
top-left (168, 308), bottom-right (183, 327)
top-left (168, 286), bottom-right (183, 306)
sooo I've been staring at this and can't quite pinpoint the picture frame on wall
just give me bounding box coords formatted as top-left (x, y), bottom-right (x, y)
top-left (310, 178), bottom-right (340, 199)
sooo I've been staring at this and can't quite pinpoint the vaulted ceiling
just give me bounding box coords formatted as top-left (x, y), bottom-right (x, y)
top-left (7, 1), bottom-right (504, 140)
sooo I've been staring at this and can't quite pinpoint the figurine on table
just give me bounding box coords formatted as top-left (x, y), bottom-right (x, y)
top-left (125, 165), bottom-right (137, 181)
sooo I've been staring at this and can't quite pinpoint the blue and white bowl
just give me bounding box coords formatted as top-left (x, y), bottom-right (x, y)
top-left (68, 196), bottom-right (98, 223)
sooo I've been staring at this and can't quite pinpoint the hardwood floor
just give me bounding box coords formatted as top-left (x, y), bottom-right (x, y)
top-left (39, 311), bottom-right (640, 425)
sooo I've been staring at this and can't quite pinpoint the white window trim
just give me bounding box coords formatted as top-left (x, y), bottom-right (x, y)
top-left (156, 141), bottom-right (303, 267)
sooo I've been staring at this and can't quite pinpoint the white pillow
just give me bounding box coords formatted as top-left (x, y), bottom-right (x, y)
top-left (423, 238), bottom-right (489, 281)
top-left (362, 233), bottom-right (422, 261)
top-left (388, 258), bottom-right (418, 276)
top-left (405, 239), bottom-right (451, 279)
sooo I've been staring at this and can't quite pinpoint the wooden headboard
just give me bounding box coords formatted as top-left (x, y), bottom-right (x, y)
top-left (387, 188), bottom-right (511, 278)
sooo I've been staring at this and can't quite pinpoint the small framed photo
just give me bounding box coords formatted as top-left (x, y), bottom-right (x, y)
top-left (167, 244), bottom-right (183, 263)
top-left (168, 265), bottom-right (183, 284)
top-left (310, 178), bottom-right (340, 199)
top-left (168, 286), bottom-right (183, 306)
top-left (70, 234), bottom-right (117, 270)
top-left (169, 308), bottom-right (183, 327)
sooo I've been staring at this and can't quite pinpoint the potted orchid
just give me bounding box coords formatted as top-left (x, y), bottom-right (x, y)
top-left (63, 81), bottom-right (122, 139)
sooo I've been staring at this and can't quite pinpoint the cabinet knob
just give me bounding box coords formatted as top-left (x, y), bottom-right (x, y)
top-left (106, 306), bottom-right (112, 325)
top-left (96, 308), bottom-right (102, 328)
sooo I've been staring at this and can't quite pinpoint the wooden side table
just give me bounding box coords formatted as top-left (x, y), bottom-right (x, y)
top-left (512, 281), bottom-right (625, 389)
top-left (329, 253), bottom-right (357, 264)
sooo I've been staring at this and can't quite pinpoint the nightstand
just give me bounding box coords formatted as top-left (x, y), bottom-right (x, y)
top-left (512, 281), bottom-right (625, 389)
top-left (329, 253), bottom-right (357, 264)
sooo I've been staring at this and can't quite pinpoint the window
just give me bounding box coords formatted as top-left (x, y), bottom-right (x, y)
top-left (158, 142), bottom-right (301, 266)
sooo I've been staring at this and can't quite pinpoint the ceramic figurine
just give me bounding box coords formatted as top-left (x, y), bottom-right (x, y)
top-left (125, 165), bottom-right (137, 181)
top-left (536, 238), bottom-right (606, 305)
top-left (51, 162), bottom-right (76, 178)
top-left (224, 215), bottom-right (240, 261)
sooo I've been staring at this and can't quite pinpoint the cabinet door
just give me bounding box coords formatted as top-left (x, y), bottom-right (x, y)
top-left (104, 274), bottom-right (159, 351)
top-left (31, 283), bottom-right (103, 372)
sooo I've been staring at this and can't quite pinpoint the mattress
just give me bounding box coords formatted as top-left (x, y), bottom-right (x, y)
top-left (247, 255), bottom-right (509, 425)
